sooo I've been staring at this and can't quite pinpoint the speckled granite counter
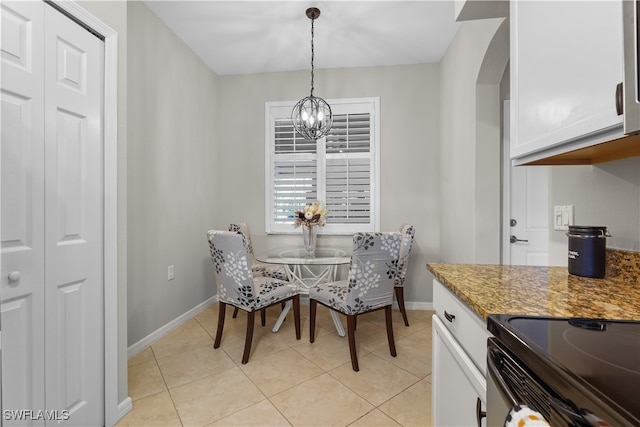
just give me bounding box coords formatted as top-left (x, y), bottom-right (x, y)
top-left (427, 262), bottom-right (640, 322)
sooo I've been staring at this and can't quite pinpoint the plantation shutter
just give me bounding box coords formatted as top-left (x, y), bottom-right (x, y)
top-left (272, 117), bottom-right (317, 225)
top-left (325, 113), bottom-right (372, 224)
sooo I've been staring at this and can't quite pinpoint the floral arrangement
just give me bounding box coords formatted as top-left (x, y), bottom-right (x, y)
top-left (293, 201), bottom-right (327, 228)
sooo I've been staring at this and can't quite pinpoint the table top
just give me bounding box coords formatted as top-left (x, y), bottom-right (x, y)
top-left (256, 247), bottom-right (351, 265)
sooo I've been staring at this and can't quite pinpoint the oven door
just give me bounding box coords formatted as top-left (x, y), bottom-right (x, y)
top-left (486, 338), bottom-right (590, 427)
top-left (622, 0), bottom-right (640, 134)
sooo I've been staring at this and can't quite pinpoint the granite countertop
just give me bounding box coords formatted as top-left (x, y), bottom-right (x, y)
top-left (427, 258), bottom-right (640, 322)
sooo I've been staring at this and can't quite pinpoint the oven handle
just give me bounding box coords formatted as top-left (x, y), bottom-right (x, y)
top-left (487, 344), bottom-right (520, 408)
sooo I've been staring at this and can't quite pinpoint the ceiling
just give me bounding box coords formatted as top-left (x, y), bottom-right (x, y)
top-left (143, 1), bottom-right (461, 76)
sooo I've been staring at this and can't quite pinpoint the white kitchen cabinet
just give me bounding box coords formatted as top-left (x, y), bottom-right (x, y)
top-left (432, 279), bottom-right (490, 426)
top-left (510, 0), bottom-right (624, 165)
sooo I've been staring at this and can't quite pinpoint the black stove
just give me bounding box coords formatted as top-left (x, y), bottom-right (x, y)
top-left (488, 315), bottom-right (640, 426)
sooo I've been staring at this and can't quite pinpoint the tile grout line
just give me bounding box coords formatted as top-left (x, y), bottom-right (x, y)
top-left (150, 345), bottom-right (186, 427)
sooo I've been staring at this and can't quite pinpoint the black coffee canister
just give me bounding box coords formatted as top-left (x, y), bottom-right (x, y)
top-left (566, 226), bottom-right (609, 278)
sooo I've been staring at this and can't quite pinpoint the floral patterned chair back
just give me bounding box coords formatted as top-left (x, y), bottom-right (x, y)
top-left (313, 232), bottom-right (400, 316)
top-left (228, 222), bottom-right (288, 282)
top-left (393, 224), bottom-right (415, 326)
top-left (344, 232), bottom-right (401, 313)
top-left (228, 222), bottom-right (256, 266)
top-left (208, 230), bottom-right (257, 309)
top-left (395, 224), bottom-right (415, 288)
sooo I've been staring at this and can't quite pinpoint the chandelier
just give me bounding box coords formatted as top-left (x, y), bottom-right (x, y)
top-left (291, 7), bottom-right (333, 140)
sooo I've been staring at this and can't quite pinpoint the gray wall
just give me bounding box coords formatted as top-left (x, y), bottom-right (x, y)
top-left (215, 64), bottom-right (441, 309)
top-left (549, 158), bottom-right (640, 264)
top-left (127, 1), bottom-right (219, 345)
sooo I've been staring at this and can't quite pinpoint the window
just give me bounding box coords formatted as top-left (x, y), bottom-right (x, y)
top-left (265, 97), bottom-right (380, 234)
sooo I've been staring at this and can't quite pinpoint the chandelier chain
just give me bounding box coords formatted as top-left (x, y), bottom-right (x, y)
top-left (310, 17), bottom-right (315, 97)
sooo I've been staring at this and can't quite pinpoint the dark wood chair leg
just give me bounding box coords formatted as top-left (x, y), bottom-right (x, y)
top-left (293, 295), bottom-right (301, 340)
top-left (260, 308), bottom-right (266, 326)
top-left (309, 299), bottom-right (317, 343)
top-left (347, 314), bottom-right (359, 371)
top-left (395, 287), bottom-right (410, 326)
top-left (232, 307), bottom-right (239, 318)
top-left (385, 305), bottom-right (397, 357)
top-left (214, 302), bottom-right (227, 349)
top-left (242, 310), bottom-right (255, 364)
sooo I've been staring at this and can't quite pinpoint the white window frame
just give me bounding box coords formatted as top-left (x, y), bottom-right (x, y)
top-left (265, 97), bottom-right (381, 235)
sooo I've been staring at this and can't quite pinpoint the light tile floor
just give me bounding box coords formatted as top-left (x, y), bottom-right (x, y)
top-left (118, 304), bottom-right (435, 427)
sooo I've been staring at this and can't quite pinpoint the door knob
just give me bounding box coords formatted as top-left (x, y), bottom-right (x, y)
top-left (510, 235), bottom-right (529, 244)
top-left (8, 271), bottom-right (21, 282)
top-left (510, 219), bottom-right (517, 227)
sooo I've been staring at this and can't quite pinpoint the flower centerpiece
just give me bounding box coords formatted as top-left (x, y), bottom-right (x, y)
top-left (293, 201), bottom-right (327, 254)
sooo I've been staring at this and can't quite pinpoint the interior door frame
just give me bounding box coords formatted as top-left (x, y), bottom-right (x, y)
top-left (47, 1), bottom-right (123, 424)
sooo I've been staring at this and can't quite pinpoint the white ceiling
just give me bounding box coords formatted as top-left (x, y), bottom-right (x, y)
top-left (143, 1), bottom-right (461, 76)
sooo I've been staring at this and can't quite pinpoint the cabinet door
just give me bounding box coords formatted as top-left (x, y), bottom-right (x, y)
top-left (511, 0), bottom-right (623, 162)
top-left (432, 315), bottom-right (487, 427)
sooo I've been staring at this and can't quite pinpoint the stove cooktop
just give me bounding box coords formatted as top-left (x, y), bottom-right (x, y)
top-left (488, 315), bottom-right (640, 426)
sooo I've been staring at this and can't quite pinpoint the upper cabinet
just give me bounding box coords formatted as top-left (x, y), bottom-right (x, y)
top-left (510, 1), bottom-right (635, 166)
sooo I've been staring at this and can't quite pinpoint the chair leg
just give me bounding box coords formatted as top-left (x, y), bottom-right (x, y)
top-left (293, 295), bottom-right (301, 340)
top-left (232, 307), bottom-right (239, 318)
top-left (385, 305), bottom-right (397, 358)
top-left (395, 287), bottom-right (410, 326)
top-left (347, 314), bottom-right (359, 371)
top-left (214, 302), bottom-right (227, 349)
top-left (242, 310), bottom-right (256, 364)
top-left (309, 299), bottom-right (317, 343)
top-left (261, 308), bottom-right (266, 326)
top-left (281, 301), bottom-right (287, 323)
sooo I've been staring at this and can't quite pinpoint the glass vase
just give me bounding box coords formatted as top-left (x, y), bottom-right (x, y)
top-left (302, 224), bottom-right (317, 255)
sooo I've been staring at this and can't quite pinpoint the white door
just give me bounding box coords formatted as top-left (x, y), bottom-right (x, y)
top-left (1, 2), bottom-right (104, 425)
top-left (502, 100), bottom-right (549, 266)
top-left (1, 2), bottom-right (47, 421)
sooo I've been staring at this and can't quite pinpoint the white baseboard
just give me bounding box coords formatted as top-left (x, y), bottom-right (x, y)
top-left (127, 295), bottom-right (431, 360)
top-left (127, 295), bottom-right (218, 359)
top-left (115, 397), bottom-right (132, 424)
top-left (400, 301), bottom-right (434, 311)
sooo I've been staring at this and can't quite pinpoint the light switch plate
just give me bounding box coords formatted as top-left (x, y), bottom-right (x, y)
top-left (553, 205), bottom-right (574, 231)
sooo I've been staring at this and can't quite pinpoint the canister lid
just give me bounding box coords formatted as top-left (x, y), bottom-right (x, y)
top-left (567, 226), bottom-right (609, 238)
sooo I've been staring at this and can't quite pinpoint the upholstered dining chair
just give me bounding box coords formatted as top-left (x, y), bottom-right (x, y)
top-left (228, 222), bottom-right (290, 320)
top-left (309, 231), bottom-right (402, 371)
top-left (395, 224), bottom-right (415, 326)
top-left (207, 230), bottom-right (301, 364)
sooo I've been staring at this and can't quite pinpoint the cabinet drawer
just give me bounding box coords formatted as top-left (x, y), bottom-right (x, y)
top-left (433, 279), bottom-right (490, 375)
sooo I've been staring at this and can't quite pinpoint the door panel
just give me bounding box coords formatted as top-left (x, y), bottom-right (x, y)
top-left (1, 2), bottom-right (46, 424)
top-left (1, 2), bottom-right (104, 426)
top-left (503, 100), bottom-right (549, 266)
top-left (44, 5), bottom-right (104, 425)
top-left (510, 165), bottom-right (549, 266)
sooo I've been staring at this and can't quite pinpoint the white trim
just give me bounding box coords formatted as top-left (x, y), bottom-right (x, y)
top-left (397, 301), bottom-right (434, 312)
top-left (117, 397), bottom-right (133, 421)
top-left (48, 2), bottom-right (120, 425)
top-left (127, 296), bottom-right (218, 359)
top-left (501, 100), bottom-right (511, 265)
